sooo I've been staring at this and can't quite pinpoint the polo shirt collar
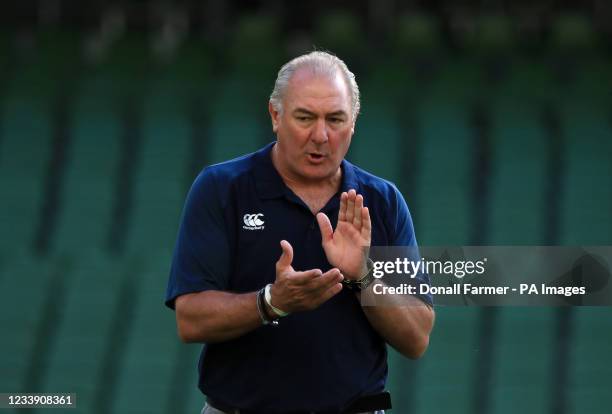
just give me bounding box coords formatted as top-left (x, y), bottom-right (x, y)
top-left (253, 142), bottom-right (360, 200)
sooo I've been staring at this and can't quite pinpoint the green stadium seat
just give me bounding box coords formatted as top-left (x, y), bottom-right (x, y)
top-left (488, 98), bottom-right (548, 244)
top-left (111, 252), bottom-right (186, 413)
top-left (36, 30), bottom-right (81, 80)
top-left (568, 308), bottom-right (612, 414)
top-left (186, 383), bottom-right (208, 414)
top-left (558, 102), bottom-right (612, 245)
top-left (208, 14), bottom-right (283, 164)
top-left (0, 93), bottom-right (53, 253)
top-left (558, 61), bottom-right (612, 414)
top-left (386, 348), bottom-right (420, 412)
top-left (0, 30), bottom-right (81, 255)
top-left (52, 74), bottom-right (121, 253)
top-left (413, 308), bottom-right (480, 414)
top-left (124, 79), bottom-right (191, 254)
top-left (229, 14), bottom-right (283, 79)
top-left (486, 63), bottom-right (557, 414)
top-left (349, 76), bottom-right (404, 185)
top-left (158, 38), bottom-right (213, 98)
top-left (394, 60), bottom-right (481, 414)
top-left (207, 75), bottom-right (270, 164)
top-left (102, 34), bottom-right (151, 101)
top-left (0, 253), bottom-right (60, 393)
top-left (38, 251), bottom-right (128, 413)
top-left (489, 308), bottom-right (556, 414)
top-left (350, 61), bottom-right (426, 205)
top-left (414, 102), bottom-right (474, 244)
top-left (412, 58), bottom-right (482, 245)
top-left (572, 58), bottom-right (612, 107)
top-left (160, 352), bottom-right (211, 414)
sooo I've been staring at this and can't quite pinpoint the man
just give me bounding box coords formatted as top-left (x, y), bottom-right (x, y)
top-left (166, 51), bottom-right (434, 413)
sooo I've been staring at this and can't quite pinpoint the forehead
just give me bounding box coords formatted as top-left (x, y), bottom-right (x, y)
top-left (284, 68), bottom-right (351, 114)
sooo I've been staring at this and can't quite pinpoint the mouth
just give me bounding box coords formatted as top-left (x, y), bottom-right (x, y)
top-left (307, 152), bottom-right (326, 164)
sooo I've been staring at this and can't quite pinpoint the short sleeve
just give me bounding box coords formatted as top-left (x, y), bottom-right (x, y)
top-left (165, 169), bottom-right (231, 309)
top-left (390, 185), bottom-right (433, 306)
top-left (390, 184), bottom-right (417, 246)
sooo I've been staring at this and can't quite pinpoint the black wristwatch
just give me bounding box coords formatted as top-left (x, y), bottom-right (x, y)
top-left (342, 258), bottom-right (375, 291)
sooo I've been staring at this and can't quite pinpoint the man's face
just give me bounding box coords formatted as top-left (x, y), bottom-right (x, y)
top-left (269, 68), bottom-right (355, 183)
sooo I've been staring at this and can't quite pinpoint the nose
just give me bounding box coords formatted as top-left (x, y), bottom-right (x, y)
top-left (310, 119), bottom-right (328, 145)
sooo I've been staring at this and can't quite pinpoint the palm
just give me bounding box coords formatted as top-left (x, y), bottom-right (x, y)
top-left (317, 189), bottom-right (371, 280)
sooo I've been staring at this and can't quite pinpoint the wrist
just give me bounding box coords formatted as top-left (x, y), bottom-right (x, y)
top-left (266, 284), bottom-right (290, 317)
top-left (341, 258), bottom-right (375, 291)
top-left (347, 260), bottom-right (369, 281)
top-left (264, 301), bottom-right (277, 319)
top-left (256, 287), bottom-right (278, 326)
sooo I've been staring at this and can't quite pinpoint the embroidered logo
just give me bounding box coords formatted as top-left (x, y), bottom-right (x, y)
top-left (243, 213), bottom-right (265, 230)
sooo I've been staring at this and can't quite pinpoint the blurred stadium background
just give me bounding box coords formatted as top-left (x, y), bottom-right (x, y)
top-left (0, 0), bottom-right (611, 413)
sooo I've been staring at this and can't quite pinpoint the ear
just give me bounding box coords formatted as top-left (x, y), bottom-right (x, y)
top-left (269, 101), bottom-right (280, 133)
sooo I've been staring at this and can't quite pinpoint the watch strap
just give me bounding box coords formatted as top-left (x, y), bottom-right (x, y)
top-left (256, 287), bottom-right (279, 326)
top-left (342, 258), bottom-right (375, 291)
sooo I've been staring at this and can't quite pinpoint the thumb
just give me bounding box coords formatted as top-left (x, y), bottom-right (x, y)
top-left (316, 212), bottom-right (333, 246)
top-left (276, 240), bottom-right (294, 269)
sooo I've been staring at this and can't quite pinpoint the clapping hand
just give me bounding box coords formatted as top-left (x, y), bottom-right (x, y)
top-left (316, 189), bottom-right (371, 280)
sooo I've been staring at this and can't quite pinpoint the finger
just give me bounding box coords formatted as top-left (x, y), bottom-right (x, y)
top-left (346, 189), bottom-right (356, 222)
top-left (316, 212), bottom-right (333, 245)
top-left (309, 268), bottom-right (343, 290)
top-left (318, 282), bottom-right (344, 304)
top-left (362, 206), bottom-right (371, 239)
top-left (276, 240), bottom-right (294, 270)
top-left (339, 191), bottom-right (348, 222)
top-left (354, 194), bottom-right (364, 229)
top-left (286, 268), bottom-right (324, 285)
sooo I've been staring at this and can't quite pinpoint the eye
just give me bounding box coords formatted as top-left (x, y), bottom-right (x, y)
top-left (296, 115), bottom-right (312, 122)
top-left (328, 117), bottom-right (344, 124)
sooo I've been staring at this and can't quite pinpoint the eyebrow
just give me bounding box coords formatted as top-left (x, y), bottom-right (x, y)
top-left (292, 108), bottom-right (348, 117)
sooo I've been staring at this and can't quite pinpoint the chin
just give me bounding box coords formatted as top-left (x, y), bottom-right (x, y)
top-left (301, 166), bottom-right (335, 181)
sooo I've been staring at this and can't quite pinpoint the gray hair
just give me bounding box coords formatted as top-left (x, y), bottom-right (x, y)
top-left (269, 51), bottom-right (360, 121)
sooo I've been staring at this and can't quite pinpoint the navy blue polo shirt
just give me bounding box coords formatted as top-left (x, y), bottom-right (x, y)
top-left (166, 142), bottom-right (432, 413)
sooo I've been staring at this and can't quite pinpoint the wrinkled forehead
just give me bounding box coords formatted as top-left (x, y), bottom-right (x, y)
top-left (284, 67), bottom-right (352, 114)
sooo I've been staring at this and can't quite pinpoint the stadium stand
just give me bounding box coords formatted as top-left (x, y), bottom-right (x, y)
top-left (37, 251), bottom-right (126, 413)
top-left (0, 5), bottom-right (611, 412)
top-left (0, 75), bottom-right (53, 254)
top-left (487, 63), bottom-right (550, 244)
top-left (52, 71), bottom-right (121, 253)
top-left (484, 60), bottom-right (557, 414)
top-left (349, 71), bottom-right (404, 182)
top-left (414, 59), bottom-right (478, 245)
top-left (414, 308), bottom-right (480, 414)
top-left (207, 14), bottom-right (282, 163)
top-left (110, 252), bottom-right (187, 414)
top-left (124, 71), bottom-right (192, 254)
top-left (559, 59), bottom-right (612, 414)
top-left (568, 307), bottom-right (612, 414)
top-left (0, 254), bottom-right (63, 394)
top-left (402, 60), bottom-right (481, 414)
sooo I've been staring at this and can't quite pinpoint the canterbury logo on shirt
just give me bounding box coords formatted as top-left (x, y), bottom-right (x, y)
top-left (243, 213), bottom-right (265, 230)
